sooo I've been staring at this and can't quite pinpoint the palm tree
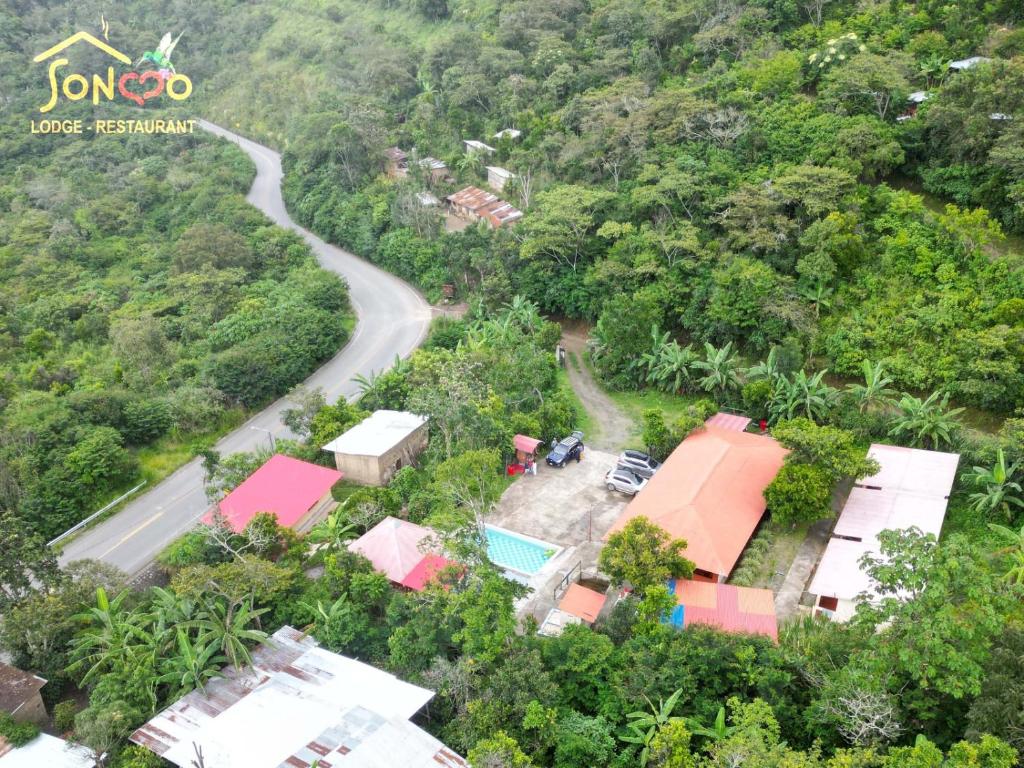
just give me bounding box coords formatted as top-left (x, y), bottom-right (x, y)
top-left (307, 511), bottom-right (359, 553)
top-left (632, 326), bottom-right (671, 386)
top-left (692, 341), bottom-right (743, 399)
top-left (686, 705), bottom-right (736, 745)
top-left (502, 295), bottom-right (542, 334)
top-left (888, 391), bottom-right (964, 450)
top-left (68, 588), bottom-right (152, 686)
top-left (970, 450), bottom-right (1024, 521)
top-left (770, 370), bottom-right (837, 423)
top-left (988, 523), bottom-right (1024, 585)
top-left (745, 346), bottom-right (782, 382)
top-left (845, 360), bottom-right (896, 413)
top-left (652, 341), bottom-right (697, 394)
top-left (194, 598), bottom-right (269, 670)
top-left (620, 689), bottom-right (685, 766)
top-left (158, 629), bottom-right (227, 697)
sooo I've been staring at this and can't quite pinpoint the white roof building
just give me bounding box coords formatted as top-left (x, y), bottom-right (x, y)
top-left (322, 410), bottom-right (427, 458)
top-left (949, 56), bottom-right (990, 70)
top-left (130, 626), bottom-right (466, 768)
top-left (493, 128), bottom-right (521, 140)
top-left (463, 139), bottom-right (496, 154)
top-left (0, 734), bottom-right (94, 768)
top-left (908, 90), bottom-right (930, 103)
top-left (807, 444), bottom-right (960, 622)
top-left (486, 166), bottom-right (516, 192)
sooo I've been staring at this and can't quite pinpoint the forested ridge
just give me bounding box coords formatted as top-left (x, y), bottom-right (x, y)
top-left (0, 7), bottom-right (352, 539)
top-left (2, 1), bottom-right (1024, 767)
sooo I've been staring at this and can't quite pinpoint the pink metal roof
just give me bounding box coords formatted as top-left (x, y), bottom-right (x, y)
top-left (704, 412), bottom-right (752, 432)
top-left (809, 444), bottom-right (959, 606)
top-left (513, 434), bottom-right (542, 454)
top-left (204, 454), bottom-right (342, 533)
top-left (400, 554), bottom-right (455, 592)
top-left (670, 580), bottom-right (777, 641)
top-left (349, 517), bottom-right (442, 586)
top-left (858, 444), bottom-right (960, 497)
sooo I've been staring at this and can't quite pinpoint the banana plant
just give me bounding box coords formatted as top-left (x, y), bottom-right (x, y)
top-left (970, 450), bottom-right (1024, 521)
top-left (620, 688), bottom-right (685, 766)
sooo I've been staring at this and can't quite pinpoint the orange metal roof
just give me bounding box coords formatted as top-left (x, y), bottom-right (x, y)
top-left (558, 583), bottom-right (607, 623)
top-left (606, 426), bottom-right (788, 578)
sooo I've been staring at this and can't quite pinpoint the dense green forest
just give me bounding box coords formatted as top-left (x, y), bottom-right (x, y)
top-left (2, 0), bottom-right (1024, 767)
top-left (0, 11), bottom-right (353, 539)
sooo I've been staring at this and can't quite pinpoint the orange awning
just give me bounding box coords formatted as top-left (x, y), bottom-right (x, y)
top-left (558, 583), bottom-right (606, 623)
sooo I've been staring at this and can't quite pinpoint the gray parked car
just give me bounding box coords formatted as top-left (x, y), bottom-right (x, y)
top-left (616, 450), bottom-right (661, 478)
top-left (604, 467), bottom-right (648, 496)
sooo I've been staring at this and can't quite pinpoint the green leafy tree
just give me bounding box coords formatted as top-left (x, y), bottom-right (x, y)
top-left (599, 517), bottom-right (694, 593)
top-left (468, 731), bottom-right (535, 768)
top-left (764, 463), bottom-right (834, 526)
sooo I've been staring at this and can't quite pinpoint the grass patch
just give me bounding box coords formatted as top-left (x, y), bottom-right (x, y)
top-left (606, 389), bottom-right (706, 443)
top-left (730, 522), bottom-right (809, 589)
top-left (135, 408), bottom-right (247, 485)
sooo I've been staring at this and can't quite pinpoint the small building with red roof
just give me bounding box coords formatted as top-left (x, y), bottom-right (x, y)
top-left (203, 454), bottom-right (342, 533)
top-left (349, 517), bottom-right (454, 592)
top-left (665, 579), bottom-right (778, 641)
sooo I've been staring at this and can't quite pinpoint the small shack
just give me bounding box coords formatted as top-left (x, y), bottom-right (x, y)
top-left (203, 454), bottom-right (342, 534)
top-left (417, 157), bottom-right (448, 183)
top-left (384, 147), bottom-right (408, 178)
top-left (322, 410), bottom-right (429, 486)
top-left (0, 664), bottom-right (46, 725)
top-left (486, 166), bottom-right (515, 192)
top-left (539, 584), bottom-right (607, 636)
top-left (446, 186), bottom-right (523, 228)
top-left (512, 434), bottom-right (543, 464)
top-left (463, 139), bottom-right (495, 155)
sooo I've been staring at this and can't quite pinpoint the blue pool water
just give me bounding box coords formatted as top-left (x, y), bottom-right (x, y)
top-left (485, 526), bottom-right (556, 574)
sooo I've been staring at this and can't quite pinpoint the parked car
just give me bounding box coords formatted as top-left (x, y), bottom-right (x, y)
top-left (546, 432), bottom-right (584, 467)
top-left (616, 450), bottom-right (661, 478)
top-left (605, 467), bottom-right (647, 496)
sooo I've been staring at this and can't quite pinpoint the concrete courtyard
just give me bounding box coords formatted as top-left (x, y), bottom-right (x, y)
top-left (485, 448), bottom-right (629, 623)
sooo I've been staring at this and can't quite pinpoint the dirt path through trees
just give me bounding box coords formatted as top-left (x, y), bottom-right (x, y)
top-left (561, 329), bottom-right (634, 453)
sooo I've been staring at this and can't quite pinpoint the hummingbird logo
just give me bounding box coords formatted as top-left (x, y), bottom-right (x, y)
top-left (135, 32), bottom-right (184, 79)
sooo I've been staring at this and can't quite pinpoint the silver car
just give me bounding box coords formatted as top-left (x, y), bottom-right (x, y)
top-left (605, 467), bottom-right (648, 496)
top-left (616, 450), bottom-right (661, 478)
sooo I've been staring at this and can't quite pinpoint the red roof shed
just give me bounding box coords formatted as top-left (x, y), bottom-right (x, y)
top-left (204, 454), bottom-right (342, 533)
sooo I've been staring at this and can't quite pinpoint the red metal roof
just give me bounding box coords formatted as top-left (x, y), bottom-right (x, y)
top-left (558, 584), bottom-right (607, 623)
top-left (204, 454), bottom-right (342, 533)
top-left (669, 579), bottom-right (777, 641)
top-left (704, 412), bottom-right (752, 432)
top-left (606, 426), bottom-right (788, 578)
top-left (513, 434), bottom-right (542, 454)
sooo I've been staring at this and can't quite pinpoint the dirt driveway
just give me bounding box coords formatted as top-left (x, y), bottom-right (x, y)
top-left (561, 330), bottom-right (633, 453)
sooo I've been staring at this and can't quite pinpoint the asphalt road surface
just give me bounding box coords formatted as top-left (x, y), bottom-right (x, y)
top-left (58, 121), bottom-right (432, 577)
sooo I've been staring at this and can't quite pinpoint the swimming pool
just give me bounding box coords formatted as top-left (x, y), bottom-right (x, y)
top-left (485, 525), bottom-right (559, 575)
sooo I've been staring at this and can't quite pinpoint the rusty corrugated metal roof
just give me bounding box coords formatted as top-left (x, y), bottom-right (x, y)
top-left (130, 626), bottom-right (466, 768)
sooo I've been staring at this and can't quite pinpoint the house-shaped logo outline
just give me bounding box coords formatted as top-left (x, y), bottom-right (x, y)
top-left (33, 31), bottom-right (131, 65)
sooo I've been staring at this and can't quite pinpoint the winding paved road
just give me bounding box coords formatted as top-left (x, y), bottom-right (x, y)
top-left (58, 121), bottom-right (432, 576)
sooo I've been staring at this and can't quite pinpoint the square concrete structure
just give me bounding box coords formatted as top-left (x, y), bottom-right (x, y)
top-left (486, 166), bottom-right (515, 192)
top-left (0, 664), bottom-right (46, 725)
top-left (323, 410), bottom-right (429, 486)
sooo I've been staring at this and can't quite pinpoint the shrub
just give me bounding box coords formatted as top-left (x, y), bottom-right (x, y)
top-left (53, 699), bottom-right (79, 733)
top-left (0, 712), bottom-right (40, 747)
top-left (765, 463), bottom-right (834, 526)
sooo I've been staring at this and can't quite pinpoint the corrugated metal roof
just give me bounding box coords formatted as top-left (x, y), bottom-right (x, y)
top-left (0, 663), bottom-right (46, 713)
top-left (704, 412), bottom-right (752, 432)
top-left (0, 735), bottom-right (94, 768)
top-left (606, 427), bottom-right (788, 577)
top-left (130, 627), bottom-right (464, 768)
top-left (322, 410), bottom-right (427, 458)
top-left (558, 583), bottom-right (606, 623)
top-left (666, 579), bottom-right (777, 641)
top-left (445, 186), bottom-right (523, 228)
top-left (203, 455), bottom-right (342, 533)
top-left (808, 444), bottom-right (959, 607)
